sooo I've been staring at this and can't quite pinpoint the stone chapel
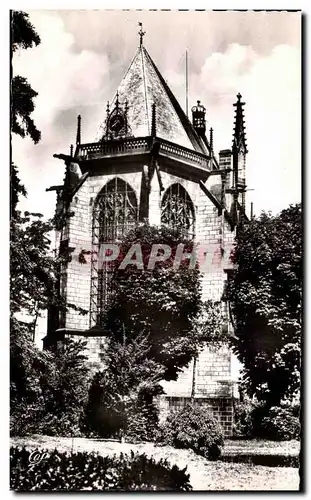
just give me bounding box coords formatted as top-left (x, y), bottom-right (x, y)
top-left (44, 28), bottom-right (248, 437)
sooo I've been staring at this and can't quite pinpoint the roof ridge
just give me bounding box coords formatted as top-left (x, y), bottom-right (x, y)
top-left (142, 46), bottom-right (207, 154)
top-left (140, 46), bottom-right (150, 135)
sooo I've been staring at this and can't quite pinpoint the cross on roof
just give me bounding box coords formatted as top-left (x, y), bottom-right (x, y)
top-left (138, 22), bottom-right (146, 46)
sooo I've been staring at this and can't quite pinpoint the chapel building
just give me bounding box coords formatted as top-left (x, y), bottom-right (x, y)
top-left (44, 29), bottom-right (248, 437)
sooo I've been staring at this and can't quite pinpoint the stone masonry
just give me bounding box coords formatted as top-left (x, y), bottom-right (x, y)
top-left (45, 36), bottom-right (248, 438)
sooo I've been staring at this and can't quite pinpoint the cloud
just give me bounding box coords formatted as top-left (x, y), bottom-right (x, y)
top-left (12, 10), bottom-right (301, 218)
top-left (12, 11), bottom-right (111, 217)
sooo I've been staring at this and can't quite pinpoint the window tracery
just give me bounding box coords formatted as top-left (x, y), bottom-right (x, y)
top-left (161, 183), bottom-right (195, 238)
top-left (90, 177), bottom-right (138, 326)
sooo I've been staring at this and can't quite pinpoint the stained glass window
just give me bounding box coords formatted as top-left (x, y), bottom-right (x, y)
top-left (161, 183), bottom-right (195, 238)
top-left (91, 177), bottom-right (138, 326)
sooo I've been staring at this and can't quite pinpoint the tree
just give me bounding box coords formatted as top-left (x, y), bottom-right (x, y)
top-left (10, 212), bottom-right (56, 321)
top-left (11, 11), bottom-right (41, 214)
top-left (104, 223), bottom-right (204, 381)
top-left (227, 204), bottom-right (302, 406)
top-left (10, 12), bottom-right (47, 431)
top-left (86, 223), bottom-right (225, 439)
top-left (10, 163), bottom-right (27, 217)
top-left (39, 338), bottom-right (90, 436)
top-left (84, 334), bottom-right (164, 440)
top-left (11, 76), bottom-right (41, 144)
top-left (11, 11), bottom-right (41, 145)
top-left (10, 13), bottom-right (90, 436)
top-left (11, 11), bottom-right (40, 53)
top-left (10, 316), bottom-right (52, 436)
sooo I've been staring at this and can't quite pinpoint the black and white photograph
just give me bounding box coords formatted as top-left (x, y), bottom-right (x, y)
top-left (10, 8), bottom-right (301, 492)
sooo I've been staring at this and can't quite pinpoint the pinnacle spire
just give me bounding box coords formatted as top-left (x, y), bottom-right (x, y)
top-left (209, 127), bottom-right (214, 156)
top-left (232, 93), bottom-right (247, 154)
top-left (76, 115), bottom-right (81, 145)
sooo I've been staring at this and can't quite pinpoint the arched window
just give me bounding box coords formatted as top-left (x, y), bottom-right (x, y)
top-left (161, 183), bottom-right (195, 238)
top-left (90, 177), bottom-right (138, 326)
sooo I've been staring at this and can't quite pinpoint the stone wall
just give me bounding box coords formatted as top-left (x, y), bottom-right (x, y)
top-left (157, 396), bottom-right (233, 438)
top-left (61, 156), bottom-right (236, 436)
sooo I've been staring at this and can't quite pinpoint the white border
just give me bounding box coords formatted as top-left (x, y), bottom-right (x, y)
top-left (2, 2), bottom-right (307, 497)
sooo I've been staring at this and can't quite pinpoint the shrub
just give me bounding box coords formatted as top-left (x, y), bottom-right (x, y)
top-left (11, 337), bottom-right (90, 438)
top-left (10, 446), bottom-right (192, 491)
top-left (125, 393), bottom-right (159, 443)
top-left (157, 403), bottom-right (224, 460)
top-left (233, 398), bottom-right (257, 438)
top-left (259, 405), bottom-right (301, 441)
top-left (84, 367), bottom-right (160, 442)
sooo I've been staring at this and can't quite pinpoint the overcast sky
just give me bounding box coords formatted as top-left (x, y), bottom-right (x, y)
top-left (12, 10), bottom-right (301, 219)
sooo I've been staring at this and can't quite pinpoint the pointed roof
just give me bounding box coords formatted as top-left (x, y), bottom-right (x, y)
top-left (96, 44), bottom-right (208, 154)
top-left (232, 93), bottom-right (248, 154)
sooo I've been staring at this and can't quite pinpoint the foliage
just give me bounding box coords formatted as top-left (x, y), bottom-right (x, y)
top-left (11, 76), bottom-right (41, 144)
top-left (192, 299), bottom-right (229, 347)
top-left (10, 12), bottom-right (90, 438)
top-left (84, 370), bottom-right (122, 439)
top-left (10, 447), bottom-right (192, 491)
top-left (252, 403), bottom-right (300, 441)
top-left (227, 204), bottom-right (302, 406)
top-left (232, 398), bottom-right (256, 438)
top-left (10, 316), bottom-right (53, 436)
top-left (10, 163), bottom-right (27, 216)
top-left (11, 336), bottom-right (90, 437)
top-left (94, 224), bottom-right (224, 440)
top-left (12, 11), bottom-right (41, 53)
top-left (38, 338), bottom-right (90, 436)
top-left (157, 403), bottom-right (224, 460)
top-left (11, 11), bottom-right (41, 144)
top-left (104, 223), bottom-right (212, 381)
top-left (10, 208), bottom-right (89, 436)
top-left (84, 335), bottom-right (163, 441)
top-left (233, 393), bottom-right (300, 441)
top-left (10, 211), bottom-right (56, 316)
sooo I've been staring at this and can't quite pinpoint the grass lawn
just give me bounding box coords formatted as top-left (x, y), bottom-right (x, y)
top-left (10, 435), bottom-right (300, 491)
top-left (223, 439), bottom-right (300, 456)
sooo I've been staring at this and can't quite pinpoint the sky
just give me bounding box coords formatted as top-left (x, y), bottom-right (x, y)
top-left (12, 10), bottom-right (301, 220)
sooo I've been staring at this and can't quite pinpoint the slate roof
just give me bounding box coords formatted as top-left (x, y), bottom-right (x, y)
top-left (96, 44), bottom-right (209, 155)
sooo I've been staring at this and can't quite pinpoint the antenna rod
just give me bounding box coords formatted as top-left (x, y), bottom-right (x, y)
top-left (186, 50), bottom-right (189, 118)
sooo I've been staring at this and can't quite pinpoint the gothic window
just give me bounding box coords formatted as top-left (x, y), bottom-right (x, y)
top-left (90, 177), bottom-right (138, 326)
top-left (161, 183), bottom-right (195, 238)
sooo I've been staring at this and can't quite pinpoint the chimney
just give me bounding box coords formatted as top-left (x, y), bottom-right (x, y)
top-left (219, 149), bottom-right (232, 210)
top-left (219, 149), bottom-right (232, 188)
top-left (191, 100), bottom-right (206, 137)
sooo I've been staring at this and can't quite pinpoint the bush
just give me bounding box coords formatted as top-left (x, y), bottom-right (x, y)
top-left (11, 337), bottom-right (90, 438)
top-left (157, 403), bottom-right (224, 460)
top-left (233, 395), bottom-right (300, 441)
top-left (125, 393), bottom-right (159, 443)
top-left (259, 405), bottom-right (301, 441)
top-left (84, 369), bottom-right (160, 442)
top-left (233, 398), bottom-right (257, 438)
top-left (10, 446), bottom-right (192, 491)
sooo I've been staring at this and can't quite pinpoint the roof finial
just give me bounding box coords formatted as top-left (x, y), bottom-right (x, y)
top-left (138, 22), bottom-right (146, 47)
